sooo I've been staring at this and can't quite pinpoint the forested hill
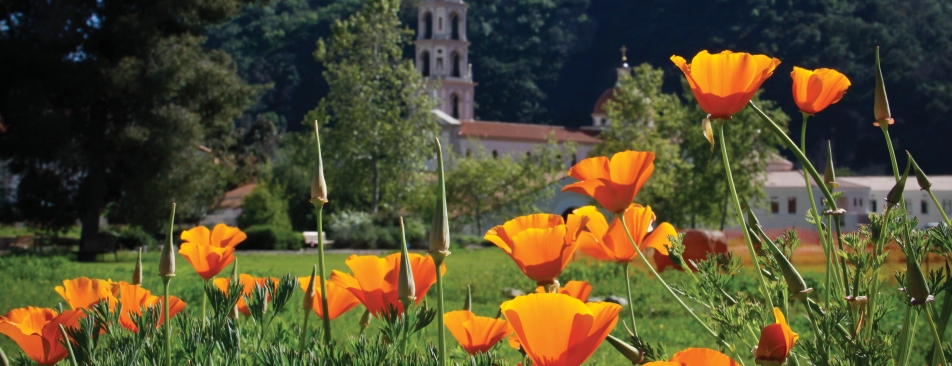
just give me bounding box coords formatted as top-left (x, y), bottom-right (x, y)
top-left (209, 0), bottom-right (952, 175)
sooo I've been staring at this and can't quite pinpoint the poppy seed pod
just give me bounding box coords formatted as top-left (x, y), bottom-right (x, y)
top-left (907, 152), bottom-right (932, 191)
top-left (310, 121), bottom-right (328, 205)
top-left (303, 265), bottom-right (317, 310)
top-left (398, 218), bottom-right (417, 309)
top-left (906, 256), bottom-right (933, 305)
top-left (132, 248), bottom-right (143, 285)
top-left (885, 160), bottom-right (911, 208)
top-left (873, 47), bottom-right (893, 126)
top-left (429, 138), bottom-right (451, 263)
top-left (605, 334), bottom-right (643, 365)
top-left (823, 141), bottom-right (838, 189)
top-left (463, 284), bottom-right (472, 312)
top-left (158, 204), bottom-right (177, 278)
top-left (749, 210), bottom-right (812, 300)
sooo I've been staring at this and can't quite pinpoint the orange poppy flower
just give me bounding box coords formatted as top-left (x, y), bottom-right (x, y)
top-left (534, 280), bottom-right (592, 302)
top-left (297, 275), bottom-right (361, 320)
top-left (214, 274), bottom-right (279, 316)
top-left (181, 223), bottom-right (247, 249)
top-left (179, 243), bottom-right (236, 280)
top-left (330, 253), bottom-right (446, 316)
top-left (55, 277), bottom-right (118, 310)
top-left (791, 67), bottom-right (851, 115)
top-left (754, 307), bottom-right (799, 363)
top-left (444, 310), bottom-right (513, 355)
top-left (116, 282), bottom-right (186, 333)
top-left (642, 347), bottom-right (740, 365)
top-left (485, 213), bottom-right (588, 286)
top-left (670, 50), bottom-right (781, 120)
top-left (562, 151), bottom-right (655, 214)
top-left (0, 307), bottom-right (85, 365)
top-left (501, 293), bottom-right (621, 366)
top-left (574, 205), bottom-right (676, 263)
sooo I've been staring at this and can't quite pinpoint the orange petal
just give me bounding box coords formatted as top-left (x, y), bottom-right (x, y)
top-left (509, 226), bottom-right (571, 284)
top-left (55, 277), bottom-right (116, 310)
top-left (406, 253), bottom-right (445, 306)
top-left (608, 151), bottom-right (655, 206)
top-left (573, 206), bottom-right (609, 237)
top-left (670, 347), bottom-right (740, 365)
top-left (560, 281), bottom-right (592, 302)
top-left (563, 178), bottom-right (626, 213)
top-left (756, 324), bottom-right (790, 360)
top-left (180, 225), bottom-right (211, 247)
top-left (210, 223), bottom-right (247, 249)
top-left (178, 243), bottom-right (235, 280)
top-left (443, 311), bottom-right (512, 355)
top-left (575, 231), bottom-right (616, 262)
top-left (501, 293), bottom-right (594, 366)
top-left (567, 156), bottom-right (611, 181)
top-left (567, 301), bottom-right (621, 365)
top-left (643, 222), bottom-right (677, 256)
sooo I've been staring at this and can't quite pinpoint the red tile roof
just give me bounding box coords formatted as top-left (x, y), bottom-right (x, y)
top-left (220, 183), bottom-right (257, 209)
top-left (592, 88), bottom-right (617, 114)
top-left (459, 121), bottom-right (601, 144)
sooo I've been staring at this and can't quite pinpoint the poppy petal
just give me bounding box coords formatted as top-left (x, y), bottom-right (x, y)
top-left (643, 222), bottom-right (677, 256)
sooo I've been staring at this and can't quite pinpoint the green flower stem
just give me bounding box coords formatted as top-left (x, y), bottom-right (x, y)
top-left (716, 122), bottom-right (773, 309)
top-left (866, 205), bottom-right (893, 340)
top-left (299, 309), bottom-right (311, 356)
top-left (0, 344), bottom-right (8, 366)
top-left (799, 298), bottom-right (826, 361)
top-left (58, 324), bottom-right (78, 366)
top-left (314, 203), bottom-right (332, 344)
top-left (897, 306), bottom-right (914, 366)
top-left (202, 278), bottom-right (208, 320)
top-left (832, 219), bottom-right (850, 298)
top-left (435, 259), bottom-right (447, 366)
top-left (879, 123), bottom-right (902, 182)
top-left (800, 116), bottom-right (832, 262)
top-left (623, 261), bottom-right (639, 338)
top-left (927, 189), bottom-right (951, 224)
top-left (925, 304), bottom-right (949, 366)
top-left (162, 276), bottom-right (173, 366)
top-left (617, 214), bottom-right (732, 351)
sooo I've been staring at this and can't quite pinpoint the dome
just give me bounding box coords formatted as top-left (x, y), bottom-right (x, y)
top-left (592, 88), bottom-right (618, 115)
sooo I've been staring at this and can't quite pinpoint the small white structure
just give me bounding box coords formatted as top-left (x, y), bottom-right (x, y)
top-left (840, 176), bottom-right (952, 227)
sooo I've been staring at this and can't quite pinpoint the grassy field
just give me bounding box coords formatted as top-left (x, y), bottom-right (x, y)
top-left (0, 248), bottom-right (943, 365)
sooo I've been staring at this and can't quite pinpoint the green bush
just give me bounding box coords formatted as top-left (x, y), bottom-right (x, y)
top-left (116, 225), bottom-right (158, 251)
top-left (242, 225), bottom-right (303, 250)
top-left (326, 210), bottom-right (426, 249)
top-left (452, 234), bottom-right (489, 250)
top-left (238, 181), bottom-right (293, 231)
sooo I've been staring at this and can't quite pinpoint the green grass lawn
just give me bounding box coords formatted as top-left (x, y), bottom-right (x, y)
top-left (0, 248), bottom-right (943, 365)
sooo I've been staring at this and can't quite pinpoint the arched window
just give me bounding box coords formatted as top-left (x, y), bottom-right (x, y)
top-left (451, 52), bottom-right (461, 77)
top-left (424, 13), bottom-right (433, 39)
top-left (451, 14), bottom-right (460, 40)
top-left (450, 93), bottom-right (460, 118)
top-left (421, 51), bottom-right (430, 77)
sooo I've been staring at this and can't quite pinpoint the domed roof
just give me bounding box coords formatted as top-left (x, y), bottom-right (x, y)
top-left (592, 88), bottom-right (618, 115)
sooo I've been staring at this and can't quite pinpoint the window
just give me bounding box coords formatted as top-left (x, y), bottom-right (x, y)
top-left (944, 199), bottom-right (952, 214)
top-left (860, 198), bottom-right (863, 207)
top-left (421, 51), bottom-right (430, 77)
top-left (423, 13), bottom-right (433, 39)
top-left (492, 150), bottom-right (498, 159)
top-left (451, 53), bottom-right (461, 77)
top-left (770, 197), bottom-right (779, 214)
top-left (905, 200), bottom-right (911, 211)
top-left (439, 17), bottom-right (443, 31)
top-left (922, 200), bottom-right (929, 214)
top-left (451, 14), bottom-right (460, 40)
top-left (450, 94), bottom-right (460, 118)
top-left (870, 197), bottom-right (877, 213)
top-left (465, 149), bottom-right (472, 158)
top-left (788, 197), bottom-right (797, 214)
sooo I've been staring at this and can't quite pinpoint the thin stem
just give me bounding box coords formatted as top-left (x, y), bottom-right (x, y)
top-left (717, 122), bottom-right (773, 309)
top-left (925, 305), bottom-right (949, 366)
top-left (617, 213), bottom-right (729, 349)
top-left (162, 277), bottom-right (172, 366)
top-left (897, 305), bottom-right (913, 366)
top-left (202, 278), bottom-right (208, 321)
top-left (927, 189), bottom-right (951, 224)
top-left (623, 262), bottom-right (639, 338)
top-left (58, 324), bottom-right (78, 366)
top-left (800, 298), bottom-right (826, 361)
top-left (880, 124), bottom-right (902, 181)
top-left (435, 259), bottom-right (447, 366)
top-left (315, 203), bottom-right (332, 344)
top-left (299, 310), bottom-right (311, 357)
top-left (833, 219), bottom-right (850, 298)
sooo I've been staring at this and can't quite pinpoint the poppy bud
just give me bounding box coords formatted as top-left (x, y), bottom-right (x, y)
top-left (755, 308), bottom-right (799, 365)
top-left (359, 309), bottom-right (371, 331)
top-left (428, 138), bottom-right (451, 263)
top-left (463, 284), bottom-right (472, 312)
top-left (0, 344), bottom-right (9, 366)
top-left (906, 256), bottom-right (933, 306)
top-left (231, 258), bottom-right (239, 282)
top-left (846, 295), bottom-right (868, 312)
top-left (398, 218), bottom-right (416, 309)
top-left (230, 303), bottom-right (240, 319)
top-left (749, 208), bottom-right (812, 300)
top-left (303, 265), bottom-right (317, 310)
top-left (159, 204), bottom-right (177, 278)
top-left (907, 152), bottom-right (932, 191)
top-left (823, 141), bottom-right (838, 189)
top-left (885, 160), bottom-right (910, 208)
top-left (310, 121), bottom-right (328, 205)
top-left (605, 334), bottom-right (644, 365)
top-left (702, 116), bottom-right (714, 153)
top-left (132, 247), bottom-right (143, 285)
top-left (873, 47), bottom-right (893, 127)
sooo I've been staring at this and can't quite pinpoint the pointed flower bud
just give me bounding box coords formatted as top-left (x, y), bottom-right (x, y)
top-left (463, 284), bottom-right (472, 312)
top-left (605, 334), bottom-right (644, 365)
top-left (873, 47), bottom-right (893, 127)
top-left (885, 159), bottom-right (910, 207)
top-left (429, 138), bottom-right (451, 263)
top-left (132, 247), bottom-right (143, 285)
top-left (303, 265), bottom-right (317, 310)
top-left (359, 309), bottom-right (371, 331)
top-left (823, 141), bottom-right (838, 189)
top-left (398, 217), bottom-right (416, 309)
top-left (906, 256), bottom-right (933, 306)
top-left (310, 121), bottom-right (328, 205)
top-left (748, 207), bottom-right (812, 300)
top-left (159, 204), bottom-right (177, 278)
top-left (907, 152), bottom-right (932, 191)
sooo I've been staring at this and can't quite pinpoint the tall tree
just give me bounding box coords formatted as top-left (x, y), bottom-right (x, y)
top-left (0, 0), bottom-right (260, 259)
top-left (307, 0), bottom-right (438, 213)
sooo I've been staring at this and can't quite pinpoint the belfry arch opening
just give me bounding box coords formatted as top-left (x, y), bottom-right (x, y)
top-left (451, 13), bottom-right (460, 40)
top-left (451, 52), bottom-right (461, 77)
top-left (423, 13), bottom-right (433, 39)
top-left (421, 51), bottom-right (430, 77)
top-left (451, 93), bottom-right (460, 119)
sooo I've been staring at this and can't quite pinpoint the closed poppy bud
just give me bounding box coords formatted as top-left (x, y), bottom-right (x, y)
top-left (873, 47), bottom-right (893, 126)
top-left (463, 284), bottom-right (472, 312)
top-left (605, 334), bottom-right (643, 365)
top-left (132, 248), bottom-right (143, 285)
top-left (906, 256), bottom-right (933, 306)
top-left (823, 141), bottom-right (838, 189)
top-left (398, 218), bottom-right (417, 309)
top-left (303, 265), bottom-right (317, 310)
top-left (429, 138), bottom-right (451, 263)
top-left (885, 160), bottom-right (910, 207)
top-left (907, 152), bottom-right (931, 191)
top-left (748, 209), bottom-right (812, 300)
top-left (159, 204), bottom-right (177, 278)
top-left (310, 121), bottom-right (328, 205)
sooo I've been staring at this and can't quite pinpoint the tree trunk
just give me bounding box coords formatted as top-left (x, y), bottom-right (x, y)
top-left (372, 157), bottom-right (380, 213)
top-left (78, 156), bottom-right (105, 262)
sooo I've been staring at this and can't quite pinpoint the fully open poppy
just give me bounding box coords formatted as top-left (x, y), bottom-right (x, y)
top-left (670, 50), bottom-right (781, 120)
top-left (330, 253), bottom-right (446, 316)
top-left (444, 310), bottom-right (512, 355)
top-left (534, 280), bottom-right (592, 302)
top-left (501, 293), bottom-right (621, 366)
top-left (755, 308), bottom-right (799, 364)
top-left (791, 67), bottom-right (851, 115)
top-left (574, 205), bottom-right (676, 263)
top-left (0, 307), bottom-right (85, 365)
top-left (55, 277), bottom-right (118, 310)
top-left (485, 213), bottom-right (588, 286)
top-left (297, 275), bottom-right (361, 320)
top-left (179, 224), bottom-right (246, 280)
top-left (181, 223), bottom-right (247, 249)
top-left (116, 282), bottom-right (186, 333)
top-left (642, 347), bottom-right (740, 365)
top-left (562, 151), bottom-right (655, 214)
top-left (214, 274), bottom-right (279, 316)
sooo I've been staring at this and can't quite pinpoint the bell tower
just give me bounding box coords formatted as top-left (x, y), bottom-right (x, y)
top-left (415, 0), bottom-right (476, 121)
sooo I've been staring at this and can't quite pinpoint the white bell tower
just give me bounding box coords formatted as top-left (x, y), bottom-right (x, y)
top-left (415, 0), bottom-right (476, 121)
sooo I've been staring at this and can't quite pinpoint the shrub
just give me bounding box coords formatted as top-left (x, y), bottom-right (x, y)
top-left (238, 181), bottom-right (293, 231)
top-left (116, 225), bottom-right (158, 251)
top-left (242, 225), bottom-right (303, 250)
top-left (326, 210), bottom-right (426, 249)
top-left (452, 234), bottom-right (489, 250)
